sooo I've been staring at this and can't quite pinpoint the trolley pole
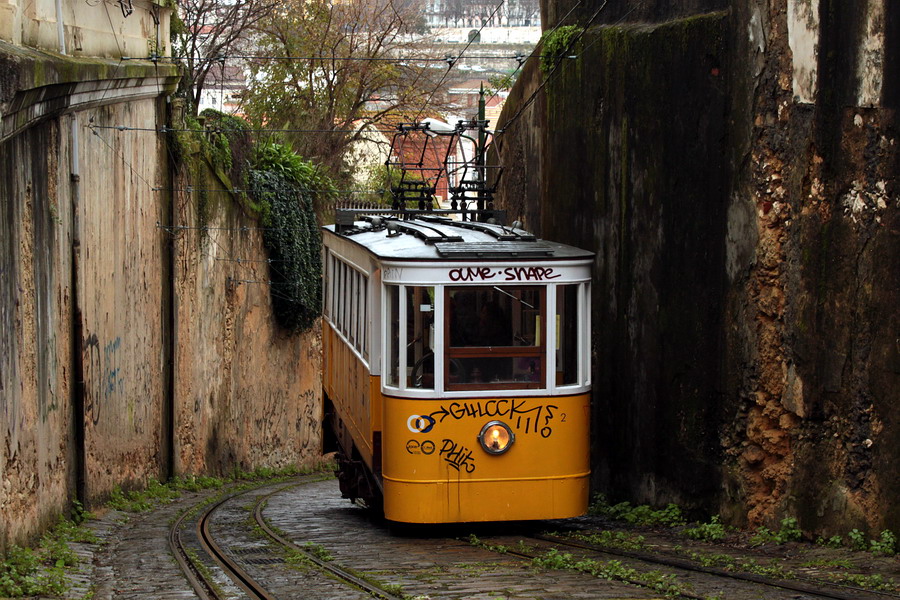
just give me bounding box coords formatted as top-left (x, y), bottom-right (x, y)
top-left (477, 84), bottom-right (486, 215)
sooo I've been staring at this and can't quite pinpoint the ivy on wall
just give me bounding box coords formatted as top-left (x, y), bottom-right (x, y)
top-left (171, 104), bottom-right (331, 334)
top-left (249, 143), bottom-right (335, 333)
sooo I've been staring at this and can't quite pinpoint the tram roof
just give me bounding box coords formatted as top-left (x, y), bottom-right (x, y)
top-left (323, 211), bottom-right (594, 261)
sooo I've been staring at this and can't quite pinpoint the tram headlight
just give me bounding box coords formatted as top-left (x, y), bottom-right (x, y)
top-left (478, 421), bottom-right (515, 455)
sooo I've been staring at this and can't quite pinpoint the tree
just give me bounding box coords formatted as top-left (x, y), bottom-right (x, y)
top-left (172, 0), bottom-right (277, 112)
top-left (241, 0), bottom-right (450, 181)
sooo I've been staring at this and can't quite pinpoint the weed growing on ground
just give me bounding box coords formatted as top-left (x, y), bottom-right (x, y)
top-left (776, 517), bottom-right (802, 543)
top-left (570, 530), bottom-right (647, 551)
top-left (748, 527), bottom-right (775, 547)
top-left (816, 534), bottom-right (844, 548)
top-left (0, 507), bottom-right (106, 597)
top-left (302, 542), bottom-right (334, 562)
top-left (588, 495), bottom-right (685, 527)
top-left (825, 572), bottom-right (900, 592)
top-left (170, 474), bottom-right (225, 492)
top-left (870, 530), bottom-right (897, 556)
top-left (532, 549), bottom-right (684, 597)
top-left (684, 516), bottom-right (727, 542)
top-left (184, 547), bottom-right (225, 596)
top-left (466, 534), bottom-right (509, 553)
top-left (0, 516), bottom-right (101, 599)
top-left (848, 528), bottom-right (867, 551)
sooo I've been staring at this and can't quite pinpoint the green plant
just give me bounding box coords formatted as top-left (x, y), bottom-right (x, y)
top-left (748, 526), bottom-right (775, 547)
top-left (539, 25), bottom-right (583, 74)
top-left (466, 534), bottom-right (509, 554)
top-left (170, 474), bottom-right (226, 492)
top-left (199, 109), bottom-right (253, 187)
top-left (848, 528), bottom-right (867, 551)
top-left (0, 544), bottom-right (69, 597)
top-left (302, 542), bottom-right (334, 561)
top-left (825, 572), bottom-right (900, 592)
top-left (684, 516), bottom-right (727, 542)
top-left (775, 517), bottom-right (802, 543)
top-left (587, 495), bottom-right (685, 527)
top-left (533, 550), bottom-right (684, 597)
top-left (816, 534), bottom-right (843, 549)
top-left (248, 162), bottom-right (325, 333)
top-left (571, 530), bottom-right (646, 551)
top-left (870, 530), bottom-right (897, 556)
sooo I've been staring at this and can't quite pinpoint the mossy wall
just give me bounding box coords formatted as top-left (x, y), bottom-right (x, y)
top-left (171, 140), bottom-right (323, 477)
top-left (544, 14), bottom-right (730, 512)
top-left (498, 0), bottom-right (900, 534)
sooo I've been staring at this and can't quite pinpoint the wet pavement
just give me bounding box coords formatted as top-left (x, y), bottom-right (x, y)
top-left (61, 476), bottom-right (900, 600)
top-left (67, 477), bottom-right (662, 599)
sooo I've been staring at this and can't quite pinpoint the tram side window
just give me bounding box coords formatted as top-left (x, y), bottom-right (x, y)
top-left (350, 270), bottom-right (358, 346)
top-left (446, 286), bottom-right (544, 390)
top-left (328, 256), bottom-right (369, 359)
top-left (361, 277), bottom-right (369, 360)
top-left (331, 260), bottom-right (344, 330)
top-left (556, 284), bottom-right (579, 386)
top-left (342, 264), bottom-right (348, 337)
top-left (386, 285), bottom-right (400, 387)
top-left (406, 287), bottom-right (434, 390)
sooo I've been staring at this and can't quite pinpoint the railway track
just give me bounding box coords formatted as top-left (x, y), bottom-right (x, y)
top-left (482, 531), bottom-right (900, 600)
top-left (168, 476), bottom-right (406, 600)
top-left (167, 476), bottom-right (899, 600)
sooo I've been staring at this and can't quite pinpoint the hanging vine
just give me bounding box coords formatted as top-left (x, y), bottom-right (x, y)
top-left (248, 143), bottom-right (335, 333)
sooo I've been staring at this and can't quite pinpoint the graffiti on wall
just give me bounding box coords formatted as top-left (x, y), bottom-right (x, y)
top-left (83, 333), bottom-right (123, 426)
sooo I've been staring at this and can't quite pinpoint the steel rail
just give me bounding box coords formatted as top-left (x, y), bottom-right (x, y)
top-left (529, 532), bottom-right (900, 600)
top-left (197, 493), bottom-right (277, 600)
top-left (170, 476), bottom-right (322, 600)
top-left (252, 492), bottom-right (407, 600)
top-left (169, 507), bottom-right (216, 600)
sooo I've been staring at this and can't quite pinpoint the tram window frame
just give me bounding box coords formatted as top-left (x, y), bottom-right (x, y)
top-left (385, 285), bottom-right (400, 387)
top-left (444, 286), bottom-right (546, 391)
top-left (326, 253), bottom-right (370, 362)
top-left (361, 276), bottom-right (369, 361)
top-left (555, 283), bottom-right (580, 387)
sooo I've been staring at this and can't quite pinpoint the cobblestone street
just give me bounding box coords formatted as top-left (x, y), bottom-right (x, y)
top-left (65, 476), bottom-right (900, 600)
top-left (71, 478), bottom-right (661, 599)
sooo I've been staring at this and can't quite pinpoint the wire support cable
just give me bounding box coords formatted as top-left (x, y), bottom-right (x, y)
top-left (412, 0), bottom-right (508, 123)
top-left (496, 0), bottom-right (614, 136)
top-left (121, 52), bottom-right (556, 64)
top-left (89, 124), bottom-right (397, 135)
top-left (152, 186), bottom-right (386, 195)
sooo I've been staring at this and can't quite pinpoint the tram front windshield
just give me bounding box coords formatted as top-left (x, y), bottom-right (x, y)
top-left (445, 286), bottom-right (544, 390)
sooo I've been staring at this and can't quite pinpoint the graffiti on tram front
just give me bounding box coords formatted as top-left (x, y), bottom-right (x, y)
top-left (439, 439), bottom-right (476, 473)
top-left (448, 266), bottom-right (562, 282)
top-left (426, 400), bottom-right (560, 438)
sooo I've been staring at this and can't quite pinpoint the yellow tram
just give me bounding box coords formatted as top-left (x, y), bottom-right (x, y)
top-left (322, 211), bottom-right (593, 523)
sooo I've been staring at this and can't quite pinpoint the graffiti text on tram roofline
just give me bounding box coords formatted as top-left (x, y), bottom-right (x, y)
top-left (447, 266), bottom-right (561, 282)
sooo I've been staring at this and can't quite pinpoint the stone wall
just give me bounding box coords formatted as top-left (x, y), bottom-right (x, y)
top-left (497, 0), bottom-right (900, 534)
top-left (171, 157), bottom-right (322, 476)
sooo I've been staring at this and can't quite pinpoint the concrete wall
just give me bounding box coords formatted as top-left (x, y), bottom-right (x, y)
top-left (0, 116), bottom-right (75, 552)
top-left (497, 0), bottom-right (900, 534)
top-left (0, 0), bottom-right (170, 58)
top-left (1, 0), bottom-right (322, 550)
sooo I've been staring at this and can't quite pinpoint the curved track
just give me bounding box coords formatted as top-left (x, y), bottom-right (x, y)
top-left (169, 477), bottom-right (406, 600)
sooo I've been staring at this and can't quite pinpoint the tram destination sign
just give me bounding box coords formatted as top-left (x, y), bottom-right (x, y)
top-left (381, 261), bottom-right (592, 285)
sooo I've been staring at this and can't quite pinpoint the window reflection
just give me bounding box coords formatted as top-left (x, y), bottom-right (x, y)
top-left (445, 286), bottom-right (544, 390)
